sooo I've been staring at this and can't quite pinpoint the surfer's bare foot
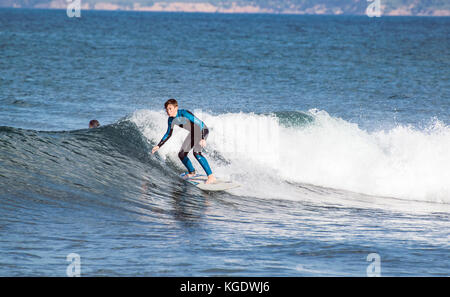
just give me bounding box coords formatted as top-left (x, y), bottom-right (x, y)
top-left (187, 171), bottom-right (196, 178)
top-left (205, 175), bottom-right (216, 184)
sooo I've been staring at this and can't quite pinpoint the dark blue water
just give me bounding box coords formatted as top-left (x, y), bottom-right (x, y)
top-left (0, 8), bottom-right (449, 276)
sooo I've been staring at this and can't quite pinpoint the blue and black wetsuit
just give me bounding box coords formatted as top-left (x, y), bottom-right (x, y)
top-left (157, 109), bottom-right (212, 176)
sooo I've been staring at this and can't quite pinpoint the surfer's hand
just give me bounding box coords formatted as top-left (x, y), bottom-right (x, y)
top-left (151, 146), bottom-right (160, 154)
top-left (199, 139), bottom-right (206, 148)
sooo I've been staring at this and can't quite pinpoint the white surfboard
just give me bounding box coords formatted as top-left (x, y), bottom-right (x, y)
top-left (180, 173), bottom-right (240, 192)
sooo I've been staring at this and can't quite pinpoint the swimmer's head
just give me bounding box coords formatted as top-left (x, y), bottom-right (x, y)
top-left (89, 120), bottom-right (100, 128)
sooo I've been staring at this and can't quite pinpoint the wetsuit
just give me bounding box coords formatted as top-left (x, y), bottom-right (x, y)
top-left (157, 109), bottom-right (212, 176)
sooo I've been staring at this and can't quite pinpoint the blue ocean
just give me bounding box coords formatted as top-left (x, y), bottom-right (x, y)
top-left (0, 8), bottom-right (449, 276)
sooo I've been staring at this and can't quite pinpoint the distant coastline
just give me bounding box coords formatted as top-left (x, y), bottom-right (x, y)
top-left (1, 1), bottom-right (450, 17)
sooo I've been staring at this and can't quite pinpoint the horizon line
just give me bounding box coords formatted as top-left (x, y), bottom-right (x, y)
top-left (2, 6), bottom-right (450, 17)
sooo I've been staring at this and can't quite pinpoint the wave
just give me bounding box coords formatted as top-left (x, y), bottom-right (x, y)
top-left (1, 108), bottom-right (448, 214)
top-left (131, 109), bottom-right (450, 204)
top-left (0, 121), bottom-right (176, 213)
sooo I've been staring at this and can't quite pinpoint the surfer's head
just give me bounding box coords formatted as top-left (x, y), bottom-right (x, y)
top-left (89, 119), bottom-right (100, 128)
top-left (164, 99), bottom-right (178, 117)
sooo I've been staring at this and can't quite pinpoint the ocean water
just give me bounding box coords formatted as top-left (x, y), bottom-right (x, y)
top-left (0, 8), bottom-right (449, 276)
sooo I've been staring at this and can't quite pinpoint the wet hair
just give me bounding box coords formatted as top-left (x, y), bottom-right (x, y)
top-left (164, 99), bottom-right (178, 109)
top-left (89, 119), bottom-right (100, 128)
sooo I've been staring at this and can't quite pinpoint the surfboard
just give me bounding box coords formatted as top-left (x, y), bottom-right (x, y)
top-left (180, 173), bottom-right (240, 192)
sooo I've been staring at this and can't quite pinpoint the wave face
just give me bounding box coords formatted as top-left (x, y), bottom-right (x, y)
top-left (131, 109), bottom-right (450, 204)
top-left (0, 121), bottom-right (168, 210)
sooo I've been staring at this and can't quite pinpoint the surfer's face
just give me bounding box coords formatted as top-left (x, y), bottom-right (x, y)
top-left (166, 104), bottom-right (178, 117)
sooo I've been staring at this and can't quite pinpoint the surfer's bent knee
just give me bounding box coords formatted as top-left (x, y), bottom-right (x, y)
top-left (178, 151), bottom-right (188, 160)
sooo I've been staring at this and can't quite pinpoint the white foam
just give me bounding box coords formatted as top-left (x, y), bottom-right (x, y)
top-left (278, 109), bottom-right (450, 203)
top-left (130, 109), bottom-right (450, 204)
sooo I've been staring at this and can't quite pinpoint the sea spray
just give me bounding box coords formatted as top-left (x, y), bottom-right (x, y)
top-left (131, 109), bottom-right (450, 204)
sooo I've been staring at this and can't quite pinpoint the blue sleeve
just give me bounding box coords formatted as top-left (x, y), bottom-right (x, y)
top-left (157, 117), bottom-right (174, 147)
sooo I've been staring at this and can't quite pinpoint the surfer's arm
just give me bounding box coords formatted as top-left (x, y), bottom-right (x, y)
top-left (156, 118), bottom-right (174, 148)
top-left (201, 127), bottom-right (209, 140)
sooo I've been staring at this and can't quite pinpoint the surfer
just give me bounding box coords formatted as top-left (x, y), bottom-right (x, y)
top-left (151, 99), bottom-right (217, 184)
